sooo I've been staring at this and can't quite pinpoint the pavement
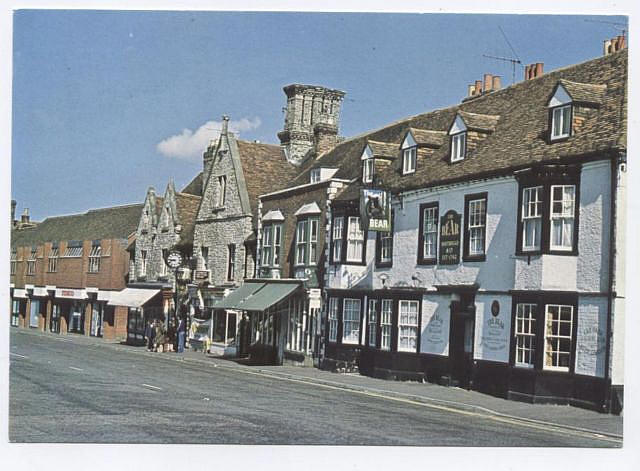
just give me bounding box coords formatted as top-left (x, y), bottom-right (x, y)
top-left (9, 327), bottom-right (623, 444)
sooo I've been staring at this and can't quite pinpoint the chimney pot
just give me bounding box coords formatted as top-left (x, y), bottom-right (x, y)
top-left (492, 76), bottom-right (502, 91)
top-left (483, 74), bottom-right (493, 93)
top-left (535, 63), bottom-right (544, 77)
top-left (468, 85), bottom-right (476, 97)
top-left (21, 208), bottom-right (30, 224)
top-left (474, 80), bottom-right (483, 95)
top-left (221, 115), bottom-right (229, 135)
top-left (604, 39), bottom-right (612, 55)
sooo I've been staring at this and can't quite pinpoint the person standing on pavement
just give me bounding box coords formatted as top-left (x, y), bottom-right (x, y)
top-left (177, 316), bottom-right (186, 353)
top-left (145, 320), bottom-right (154, 351)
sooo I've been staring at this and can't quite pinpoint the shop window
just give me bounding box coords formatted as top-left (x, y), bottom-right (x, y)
top-left (418, 203), bottom-right (439, 264)
top-left (367, 299), bottom-right (378, 347)
top-left (544, 304), bottom-right (574, 371)
top-left (328, 297), bottom-right (338, 343)
top-left (398, 300), bottom-right (419, 352)
top-left (514, 303), bottom-right (537, 367)
top-left (342, 298), bottom-right (361, 345)
top-left (380, 299), bottom-right (393, 351)
top-left (11, 300), bottom-right (20, 327)
top-left (464, 193), bottom-right (487, 261)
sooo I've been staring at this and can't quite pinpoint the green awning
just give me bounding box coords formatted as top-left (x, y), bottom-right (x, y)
top-left (210, 282), bottom-right (265, 310)
top-left (240, 282), bottom-right (301, 311)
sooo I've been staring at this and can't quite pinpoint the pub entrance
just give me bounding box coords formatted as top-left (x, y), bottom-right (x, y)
top-left (449, 292), bottom-right (476, 388)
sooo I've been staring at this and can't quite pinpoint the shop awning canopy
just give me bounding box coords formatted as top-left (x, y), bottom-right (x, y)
top-left (32, 287), bottom-right (49, 297)
top-left (211, 281), bottom-right (301, 312)
top-left (211, 282), bottom-right (266, 310)
top-left (107, 288), bottom-right (161, 308)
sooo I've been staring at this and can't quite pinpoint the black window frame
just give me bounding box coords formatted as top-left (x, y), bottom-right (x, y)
top-left (227, 243), bottom-right (236, 281)
top-left (364, 292), bottom-right (422, 354)
top-left (463, 192), bottom-right (488, 262)
top-left (417, 202), bottom-right (439, 265)
top-left (509, 292), bottom-right (578, 373)
top-left (515, 167), bottom-right (580, 256)
top-left (375, 210), bottom-right (394, 268)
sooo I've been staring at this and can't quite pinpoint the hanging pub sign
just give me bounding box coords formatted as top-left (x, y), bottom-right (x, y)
top-left (359, 188), bottom-right (391, 232)
top-left (439, 209), bottom-right (461, 265)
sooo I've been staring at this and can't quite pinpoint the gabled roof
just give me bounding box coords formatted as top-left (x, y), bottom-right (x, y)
top-left (316, 49), bottom-right (626, 201)
top-left (556, 79), bottom-right (606, 106)
top-left (175, 192), bottom-right (201, 246)
top-left (236, 140), bottom-right (299, 221)
top-left (407, 128), bottom-right (446, 148)
top-left (181, 172), bottom-right (203, 196)
top-left (365, 140), bottom-right (399, 159)
top-left (11, 203), bottom-right (144, 247)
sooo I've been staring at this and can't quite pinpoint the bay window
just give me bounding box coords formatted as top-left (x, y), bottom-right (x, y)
top-left (261, 223), bottom-right (282, 267)
top-left (342, 298), bottom-right (361, 344)
top-left (550, 185), bottom-right (575, 251)
top-left (398, 300), bottom-right (419, 352)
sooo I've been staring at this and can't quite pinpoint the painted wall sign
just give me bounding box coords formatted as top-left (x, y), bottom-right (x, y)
top-left (575, 303), bottom-right (607, 378)
top-left (360, 189), bottom-right (391, 232)
top-left (474, 297), bottom-right (511, 363)
top-left (421, 299), bottom-right (450, 356)
top-left (193, 270), bottom-right (211, 284)
top-left (439, 210), bottom-right (461, 265)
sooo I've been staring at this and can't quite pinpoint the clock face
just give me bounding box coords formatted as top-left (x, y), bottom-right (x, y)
top-left (167, 251), bottom-right (182, 269)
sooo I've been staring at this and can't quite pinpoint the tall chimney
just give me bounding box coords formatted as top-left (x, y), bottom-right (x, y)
top-left (483, 74), bottom-right (493, 93)
top-left (492, 76), bottom-right (502, 91)
top-left (21, 208), bottom-right (30, 224)
top-left (524, 63), bottom-right (544, 80)
top-left (11, 200), bottom-right (16, 225)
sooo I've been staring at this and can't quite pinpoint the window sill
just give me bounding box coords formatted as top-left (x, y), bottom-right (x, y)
top-left (463, 254), bottom-right (486, 262)
top-left (417, 257), bottom-right (437, 266)
top-left (211, 206), bottom-right (226, 213)
top-left (402, 170), bottom-right (416, 176)
top-left (549, 135), bottom-right (570, 143)
top-left (375, 261), bottom-right (392, 268)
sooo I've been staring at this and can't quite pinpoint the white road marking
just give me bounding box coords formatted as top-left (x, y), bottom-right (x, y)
top-left (141, 383), bottom-right (162, 391)
top-left (10, 353), bottom-right (29, 359)
top-left (68, 366), bottom-right (84, 372)
top-left (55, 338), bottom-right (72, 342)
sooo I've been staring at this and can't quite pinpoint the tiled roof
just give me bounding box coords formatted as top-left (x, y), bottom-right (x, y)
top-left (11, 203), bottom-right (144, 247)
top-left (558, 79), bottom-right (606, 105)
top-left (181, 172), bottom-right (203, 196)
top-left (366, 140), bottom-right (399, 159)
top-left (175, 192), bottom-right (201, 246)
top-left (236, 140), bottom-right (299, 220)
top-left (306, 49), bottom-right (626, 201)
top-left (457, 110), bottom-right (500, 132)
top-left (408, 128), bottom-right (446, 148)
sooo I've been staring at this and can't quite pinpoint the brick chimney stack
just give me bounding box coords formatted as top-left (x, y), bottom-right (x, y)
top-left (524, 63), bottom-right (544, 80)
top-left (467, 75), bottom-right (501, 98)
top-left (603, 35), bottom-right (626, 55)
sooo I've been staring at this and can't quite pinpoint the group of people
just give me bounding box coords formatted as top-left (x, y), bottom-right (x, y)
top-left (144, 317), bottom-right (187, 353)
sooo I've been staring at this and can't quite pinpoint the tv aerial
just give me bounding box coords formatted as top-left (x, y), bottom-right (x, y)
top-left (482, 26), bottom-right (524, 85)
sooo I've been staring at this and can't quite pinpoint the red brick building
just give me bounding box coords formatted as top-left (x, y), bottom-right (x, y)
top-left (10, 203), bottom-right (143, 341)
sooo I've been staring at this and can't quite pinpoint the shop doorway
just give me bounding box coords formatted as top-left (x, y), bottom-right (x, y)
top-left (29, 300), bottom-right (40, 328)
top-left (50, 303), bottom-right (61, 333)
top-left (449, 294), bottom-right (475, 388)
top-left (68, 301), bottom-right (84, 333)
top-left (90, 302), bottom-right (103, 337)
top-left (11, 300), bottom-right (20, 327)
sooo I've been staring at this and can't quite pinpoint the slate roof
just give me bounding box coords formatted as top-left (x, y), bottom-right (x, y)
top-left (457, 110), bottom-right (500, 132)
top-left (408, 128), bottom-right (446, 148)
top-left (558, 79), bottom-right (607, 106)
top-left (175, 192), bottom-right (201, 246)
top-left (366, 140), bottom-right (399, 159)
top-left (298, 49), bottom-right (627, 201)
top-left (181, 172), bottom-right (203, 196)
top-left (11, 203), bottom-right (144, 247)
top-left (236, 140), bottom-right (299, 219)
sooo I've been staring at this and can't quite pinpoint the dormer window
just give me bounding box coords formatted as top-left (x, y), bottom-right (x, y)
top-left (361, 144), bottom-right (375, 184)
top-left (401, 131), bottom-right (417, 175)
top-left (310, 168), bottom-right (321, 183)
top-left (448, 115), bottom-right (467, 162)
top-left (548, 84), bottom-right (572, 141)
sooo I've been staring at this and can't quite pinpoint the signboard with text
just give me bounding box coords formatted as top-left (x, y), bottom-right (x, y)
top-left (359, 189), bottom-right (391, 232)
top-left (439, 210), bottom-right (461, 265)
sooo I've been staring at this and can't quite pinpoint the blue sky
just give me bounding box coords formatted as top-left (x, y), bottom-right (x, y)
top-left (11, 10), bottom-right (628, 221)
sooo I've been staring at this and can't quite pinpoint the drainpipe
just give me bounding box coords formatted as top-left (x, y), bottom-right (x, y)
top-left (604, 150), bottom-right (623, 412)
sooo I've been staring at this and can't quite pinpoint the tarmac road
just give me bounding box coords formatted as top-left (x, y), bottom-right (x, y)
top-left (8, 329), bottom-right (620, 446)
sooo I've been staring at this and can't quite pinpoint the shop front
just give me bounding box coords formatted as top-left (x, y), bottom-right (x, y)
top-left (54, 288), bottom-right (88, 334)
top-left (107, 288), bottom-right (162, 345)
